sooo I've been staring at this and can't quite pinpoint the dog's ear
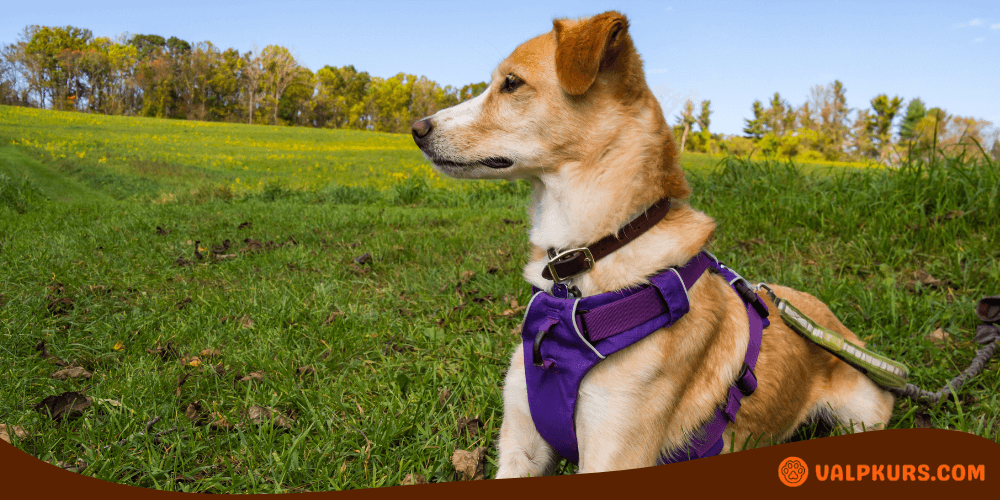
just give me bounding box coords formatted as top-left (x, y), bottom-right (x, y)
top-left (553, 11), bottom-right (630, 96)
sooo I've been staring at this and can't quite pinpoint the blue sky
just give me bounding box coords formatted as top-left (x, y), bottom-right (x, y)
top-left (3, 1), bottom-right (998, 136)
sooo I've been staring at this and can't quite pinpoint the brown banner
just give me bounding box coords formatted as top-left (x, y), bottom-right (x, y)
top-left (2, 429), bottom-right (995, 498)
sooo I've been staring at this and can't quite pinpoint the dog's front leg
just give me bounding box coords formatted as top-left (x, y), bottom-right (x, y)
top-left (495, 344), bottom-right (561, 478)
top-left (573, 379), bottom-right (665, 473)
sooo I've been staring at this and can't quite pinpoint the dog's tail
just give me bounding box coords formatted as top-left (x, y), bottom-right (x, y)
top-left (889, 295), bottom-right (1000, 405)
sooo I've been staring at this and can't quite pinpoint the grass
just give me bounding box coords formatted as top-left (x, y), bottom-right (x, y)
top-left (1, 105), bottom-right (998, 492)
top-left (679, 151), bottom-right (879, 174)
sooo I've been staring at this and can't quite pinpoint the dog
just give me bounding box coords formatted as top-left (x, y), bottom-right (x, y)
top-left (411, 11), bottom-right (894, 476)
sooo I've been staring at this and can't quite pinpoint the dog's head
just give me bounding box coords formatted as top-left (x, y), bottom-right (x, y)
top-left (412, 11), bottom-right (682, 192)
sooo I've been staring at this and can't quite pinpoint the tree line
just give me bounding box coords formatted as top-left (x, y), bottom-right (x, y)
top-left (674, 80), bottom-right (997, 163)
top-left (0, 25), bottom-right (487, 133)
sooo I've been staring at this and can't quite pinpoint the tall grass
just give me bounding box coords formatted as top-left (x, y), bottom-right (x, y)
top-left (0, 172), bottom-right (44, 213)
top-left (0, 107), bottom-right (997, 492)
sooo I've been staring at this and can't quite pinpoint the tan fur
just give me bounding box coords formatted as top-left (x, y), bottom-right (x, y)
top-left (412, 11), bottom-right (893, 475)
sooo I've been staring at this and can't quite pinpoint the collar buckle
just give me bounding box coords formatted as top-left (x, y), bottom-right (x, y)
top-left (546, 247), bottom-right (595, 283)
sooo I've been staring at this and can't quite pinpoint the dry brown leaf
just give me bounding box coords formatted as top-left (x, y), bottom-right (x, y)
top-left (239, 316), bottom-right (254, 329)
top-left (0, 424), bottom-right (29, 443)
top-left (246, 405), bottom-right (292, 429)
top-left (240, 371), bottom-right (266, 383)
top-left (147, 341), bottom-right (178, 361)
top-left (50, 366), bottom-right (92, 380)
top-left (452, 447), bottom-right (488, 481)
top-left (438, 388), bottom-right (452, 406)
top-left (456, 417), bottom-right (483, 437)
top-left (914, 411), bottom-right (934, 428)
top-left (50, 458), bottom-right (87, 473)
top-left (209, 412), bottom-right (233, 429)
top-left (500, 306), bottom-right (525, 317)
top-left (181, 355), bottom-right (202, 367)
top-left (34, 391), bottom-right (91, 421)
top-left (914, 270), bottom-right (942, 287)
top-left (323, 310), bottom-right (345, 326)
top-left (400, 473), bottom-right (428, 486)
top-left (175, 373), bottom-right (191, 397)
top-left (927, 328), bottom-right (950, 346)
top-left (185, 402), bottom-right (205, 424)
top-left (200, 348), bottom-right (221, 358)
top-left (296, 366), bottom-right (316, 377)
top-left (46, 297), bottom-right (74, 316)
top-left (906, 270), bottom-right (943, 292)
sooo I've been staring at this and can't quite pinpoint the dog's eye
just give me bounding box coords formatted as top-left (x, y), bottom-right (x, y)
top-left (502, 73), bottom-right (524, 93)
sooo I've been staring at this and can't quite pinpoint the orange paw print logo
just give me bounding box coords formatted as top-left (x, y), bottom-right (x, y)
top-left (779, 457), bottom-right (808, 487)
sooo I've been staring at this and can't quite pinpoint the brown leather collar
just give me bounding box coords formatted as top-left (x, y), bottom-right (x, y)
top-left (541, 197), bottom-right (672, 282)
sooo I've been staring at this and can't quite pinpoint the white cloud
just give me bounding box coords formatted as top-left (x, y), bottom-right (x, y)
top-left (973, 37), bottom-right (986, 43)
top-left (954, 18), bottom-right (985, 28)
top-left (992, 23), bottom-right (1000, 30)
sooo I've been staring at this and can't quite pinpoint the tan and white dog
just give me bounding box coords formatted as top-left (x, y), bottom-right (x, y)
top-left (412, 11), bottom-right (893, 476)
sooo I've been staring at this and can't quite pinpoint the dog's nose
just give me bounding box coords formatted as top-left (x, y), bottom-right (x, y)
top-left (411, 118), bottom-right (433, 140)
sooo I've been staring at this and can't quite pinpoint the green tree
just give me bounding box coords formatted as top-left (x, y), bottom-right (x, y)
top-left (278, 67), bottom-right (315, 125)
top-left (203, 46), bottom-right (244, 121)
top-left (898, 97), bottom-right (926, 143)
top-left (798, 102), bottom-right (816, 131)
top-left (458, 82), bottom-right (487, 101)
top-left (765, 92), bottom-right (786, 135)
top-left (261, 45), bottom-right (301, 125)
top-left (743, 99), bottom-right (765, 139)
top-left (675, 99), bottom-right (696, 152)
top-left (697, 100), bottom-right (711, 133)
top-left (312, 65), bottom-right (371, 129)
top-left (863, 93), bottom-right (903, 159)
top-left (26, 25), bottom-right (93, 109)
top-left (129, 34), bottom-right (165, 60)
top-left (806, 80), bottom-right (850, 160)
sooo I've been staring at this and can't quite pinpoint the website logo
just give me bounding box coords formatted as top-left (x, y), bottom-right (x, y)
top-left (779, 456), bottom-right (809, 487)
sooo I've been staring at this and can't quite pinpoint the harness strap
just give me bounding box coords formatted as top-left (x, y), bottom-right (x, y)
top-left (659, 261), bottom-right (766, 463)
top-left (579, 253), bottom-right (712, 342)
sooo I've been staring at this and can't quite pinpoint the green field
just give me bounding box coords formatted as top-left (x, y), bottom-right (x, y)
top-left (1, 105), bottom-right (998, 492)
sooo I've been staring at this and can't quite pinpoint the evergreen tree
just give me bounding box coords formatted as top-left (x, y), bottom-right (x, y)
top-left (899, 97), bottom-right (926, 142)
top-left (743, 100), bottom-right (765, 139)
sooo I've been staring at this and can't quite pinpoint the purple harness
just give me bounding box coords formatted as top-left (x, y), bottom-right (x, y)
top-left (521, 251), bottom-right (768, 465)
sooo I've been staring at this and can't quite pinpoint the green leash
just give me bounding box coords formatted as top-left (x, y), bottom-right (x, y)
top-left (758, 285), bottom-right (1000, 405)
top-left (757, 284), bottom-right (909, 389)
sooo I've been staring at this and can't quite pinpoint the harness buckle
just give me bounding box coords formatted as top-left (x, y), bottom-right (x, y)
top-left (546, 247), bottom-right (595, 282)
top-left (736, 362), bottom-right (757, 397)
top-left (732, 278), bottom-right (769, 320)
